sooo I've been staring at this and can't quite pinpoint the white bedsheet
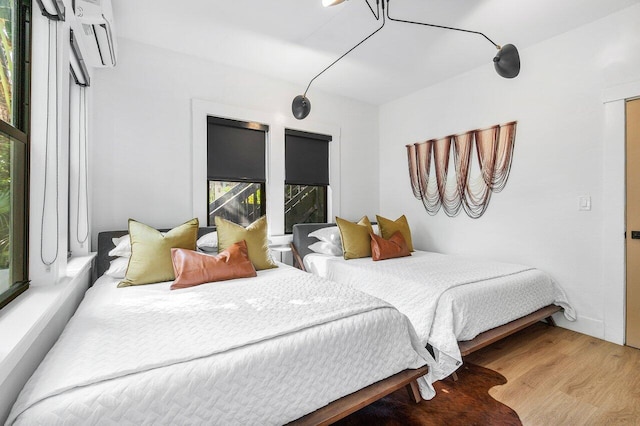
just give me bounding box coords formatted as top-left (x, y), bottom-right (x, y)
top-left (8, 265), bottom-right (433, 426)
top-left (304, 251), bottom-right (575, 381)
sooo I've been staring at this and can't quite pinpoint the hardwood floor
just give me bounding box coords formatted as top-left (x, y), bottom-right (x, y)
top-left (466, 322), bottom-right (640, 425)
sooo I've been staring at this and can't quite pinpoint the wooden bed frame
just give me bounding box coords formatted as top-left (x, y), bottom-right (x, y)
top-left (290, 229), bottom-right (562, 358)
top-left (96, 229), bottom-right (429, 424)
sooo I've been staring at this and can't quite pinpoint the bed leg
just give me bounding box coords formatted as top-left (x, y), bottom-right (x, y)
top-left (405, 380), bottom-right (422, 404)
top-left (451, 372), bottom-right (459, 382)
top-left (545, 315), bottom-right (557, 327)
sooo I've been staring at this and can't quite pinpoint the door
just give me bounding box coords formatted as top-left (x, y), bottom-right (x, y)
top-left (626, 98), bottom-right (640, 349)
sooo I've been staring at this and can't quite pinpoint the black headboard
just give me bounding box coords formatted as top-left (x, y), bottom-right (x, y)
top-left (96, 227), bottom-right (216, 278)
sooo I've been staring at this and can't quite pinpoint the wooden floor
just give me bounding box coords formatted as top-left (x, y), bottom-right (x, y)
top-left (466, 322), bottom-right (640, 425)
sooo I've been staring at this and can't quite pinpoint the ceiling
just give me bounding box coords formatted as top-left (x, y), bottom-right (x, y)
top-left (112, 0), bottom-right (640, 105)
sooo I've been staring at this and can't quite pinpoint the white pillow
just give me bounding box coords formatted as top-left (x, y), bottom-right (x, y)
top-left (197, 231), bottom-right (218, 250)
top-left (309, 226), bottom-right (342, 249)
top-left (308, 241), bottom-right (342, 256)
top-left (104, 257), bottom-right (129, 279)
top-left (109, 235), bottom-right (131, 258)
top-left (109, 231), bottom-right (170, 257)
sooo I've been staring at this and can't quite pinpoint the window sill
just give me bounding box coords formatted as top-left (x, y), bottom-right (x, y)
top-left (0, 254), bottom-right (95, 386)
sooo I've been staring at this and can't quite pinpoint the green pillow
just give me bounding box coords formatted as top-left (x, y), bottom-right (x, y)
top-left (376, 214), bottom-right (414, 252)
top-left (215, 216), bottom-right (277, 270)
top-left (118, 218), bottom-right (199, 287)
top-left (336, 216), bottom-right (373, 260)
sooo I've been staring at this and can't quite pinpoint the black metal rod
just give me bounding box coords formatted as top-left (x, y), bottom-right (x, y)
top-left (303, 2), bottom-right (386, 97)
top-left (386, 0), bottom-right (500, 49)
top-left (365, 0), bottom-right (380, 20)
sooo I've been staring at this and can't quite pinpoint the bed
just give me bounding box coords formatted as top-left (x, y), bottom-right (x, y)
top-left (6, 228), bottom-right (434, 426)
top-left (292, 223), bottom-right (576, 382)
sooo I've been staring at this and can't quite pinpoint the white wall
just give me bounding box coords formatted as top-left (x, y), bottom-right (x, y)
top-left (379, 4), bottom-right (640, 342)
top-left (90, 38), bottom-right (380, 245)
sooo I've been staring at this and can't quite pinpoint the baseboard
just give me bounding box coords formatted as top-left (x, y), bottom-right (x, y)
top-left (554, 313), bottom-right (606, 342)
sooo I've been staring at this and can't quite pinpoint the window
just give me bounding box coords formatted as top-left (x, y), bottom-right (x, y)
top-left (284, 129), bottom-right (331, 234)
top-left (0, 0), bottom-right (31, 310)
top-left (207, 116), bottom-right (268, 227)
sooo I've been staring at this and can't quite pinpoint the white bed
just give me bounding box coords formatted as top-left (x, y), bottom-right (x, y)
top-left (303, 250), bottom-right (575, 381)
top-left (7, 265), bottom-right (434, 425)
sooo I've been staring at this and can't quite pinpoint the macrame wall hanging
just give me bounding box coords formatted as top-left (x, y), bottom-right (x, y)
top-left (406, 121), bottom-right (517, 219)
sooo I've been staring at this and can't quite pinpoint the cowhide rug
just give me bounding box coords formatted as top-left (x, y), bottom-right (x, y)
top-left (335, 362), bottom-right (521, 426)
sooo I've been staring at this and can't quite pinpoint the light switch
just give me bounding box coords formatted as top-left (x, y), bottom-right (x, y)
top-left (579, 195), bottom-right (591, 211)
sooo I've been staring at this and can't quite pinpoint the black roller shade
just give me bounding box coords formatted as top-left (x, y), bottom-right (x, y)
top-left (207, 116), bottom-right (268, 182)
top-left (285, 129), bottom-right (331, 186)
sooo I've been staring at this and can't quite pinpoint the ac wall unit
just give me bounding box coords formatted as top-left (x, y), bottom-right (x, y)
top-left (75, 0), bottom-right (117, 68)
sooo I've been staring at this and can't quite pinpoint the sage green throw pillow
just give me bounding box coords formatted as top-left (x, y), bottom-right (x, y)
top-left (215, 215), bottom-right (277, 270)
top-left (118, 218), bottom-right (199, 287)
top-left (336, 216), bottom-right (374, 260)
top-left (377, 214), bottom-right (414, 252)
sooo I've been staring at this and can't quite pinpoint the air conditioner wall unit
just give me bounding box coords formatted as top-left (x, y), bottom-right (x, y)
top-left (75, 0), bottom-right (117, 68)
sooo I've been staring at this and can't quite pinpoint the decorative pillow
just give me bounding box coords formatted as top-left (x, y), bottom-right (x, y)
top-left (197, 231), bottom-right (218, 252)
top-left (335, 216), bottom-right (374, 260)
top-left (309, 226), bottom-right (343, 250)
top-left (170, 241), bottom-right (257, 290)
top-left (370, 231), bottom-right (411, 261)
top-left (376, 214), bottom-right (414, 252)
top-left (308, 241), bottom-right (342, 256)
top-left (104, 256), bottom-right (129, 279)
top-left (118, 218), bottom-right (199, 287)
top-left (215, 216), bottom-right (277, 270)
top-left (109, 235), bottom-right (131, 258)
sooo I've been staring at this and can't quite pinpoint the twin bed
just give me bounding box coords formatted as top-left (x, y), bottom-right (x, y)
top-left (292, 222), bottom-right (575, 381)
top-left (8, 222), bottom-right (575, 425)
top-left (7, 229), bottom-right (433, 426)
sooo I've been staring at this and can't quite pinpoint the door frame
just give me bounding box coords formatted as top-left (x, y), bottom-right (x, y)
top-left (603, 80), bottom-right (640, 345)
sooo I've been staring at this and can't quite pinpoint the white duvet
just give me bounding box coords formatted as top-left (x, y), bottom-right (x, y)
top-left (304, 251), bottom-right (575, 381)
top-left (7, 266), bottom-right (433, 426)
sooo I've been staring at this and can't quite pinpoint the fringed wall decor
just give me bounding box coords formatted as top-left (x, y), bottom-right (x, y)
top-left (407, 121), bottom-right (517, 219)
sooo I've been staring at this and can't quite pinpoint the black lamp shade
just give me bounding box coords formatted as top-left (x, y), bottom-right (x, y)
top-left (292, 95), bottom-right (311, 120)
top-left (493, 44), bottom-right (520, 79)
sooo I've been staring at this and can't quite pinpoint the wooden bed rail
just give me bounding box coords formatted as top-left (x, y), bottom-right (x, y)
top-left (458, 304), bottom-right (561, 357)
top-left (289, 365), bottom-right (429, 426)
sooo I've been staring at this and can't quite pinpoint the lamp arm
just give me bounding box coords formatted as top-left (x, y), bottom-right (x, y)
top-left (364, 0), bottom-right (381, 20)
top-left (385, 0), bottom-right (500, 49)
top-left (304, 4), bottom-right (386, 97)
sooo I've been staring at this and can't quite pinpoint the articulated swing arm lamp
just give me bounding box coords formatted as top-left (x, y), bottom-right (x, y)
top-left (293, 0), bottom-right (520, 120)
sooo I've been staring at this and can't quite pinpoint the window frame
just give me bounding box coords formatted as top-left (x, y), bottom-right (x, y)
top-left (284, 129), bottom-right (331, 234)
top-left (192, 99), bottom-right (342, 237)
top-left (206, 116), bottom-right (269, 227)
top-left (0, 0), bottom-right (31, 310)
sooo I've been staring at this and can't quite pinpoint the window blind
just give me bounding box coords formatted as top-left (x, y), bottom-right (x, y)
top-left (285, 129), bottom-right (331, 186)
top-left (207, 116), bottom-right (268, 182)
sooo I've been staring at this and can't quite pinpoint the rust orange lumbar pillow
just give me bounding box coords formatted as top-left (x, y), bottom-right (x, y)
top-left (170, 240), bottom-right (257, 290)
top-left (370, 231), bottom-right (411, 261)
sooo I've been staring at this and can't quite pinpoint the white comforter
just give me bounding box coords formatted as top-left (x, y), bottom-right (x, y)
top-left (7, 266), bottom-right (433, 425)
top-left (304, 251), bottom-right (575, 381)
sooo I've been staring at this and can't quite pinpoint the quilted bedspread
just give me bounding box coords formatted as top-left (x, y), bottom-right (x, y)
top-left (304, 251), bottom-right (575, 381)
top-left (7, 266), bottom-right (432, 425)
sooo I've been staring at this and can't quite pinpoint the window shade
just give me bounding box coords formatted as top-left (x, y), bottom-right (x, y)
top-left (285, 129), bottom-right (331, 186)
top-left (207, 116), bottom-right (268, 182)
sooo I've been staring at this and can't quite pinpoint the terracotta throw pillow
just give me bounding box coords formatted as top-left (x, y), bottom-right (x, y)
top-left (370, 231), bottom-right (411, 261)
top-left (170, 240), bottom-right (257, 290)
